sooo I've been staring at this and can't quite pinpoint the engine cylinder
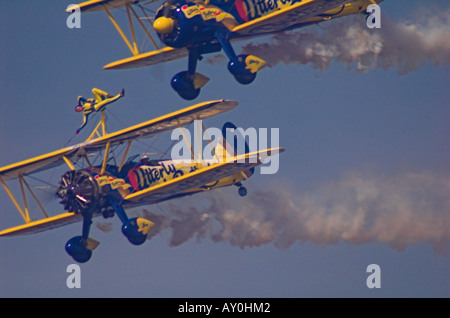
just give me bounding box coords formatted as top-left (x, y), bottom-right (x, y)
top-left (56, 170), bottom-right (102, 214)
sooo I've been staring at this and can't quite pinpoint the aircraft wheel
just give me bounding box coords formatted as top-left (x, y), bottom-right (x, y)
top-left (65, 236), bottom-right (92, 263)
top-left (122, 218), bottom-right (148, 246)
top-left (228, 55), bottom-right (258, 85)
top-left (233, 73), bottom-right (257, 85)
top-left (171, 71), bottom-right (201, 100)
top-left (238, 186), bottom-right (247, 197)
top-left (176, 87), bottom-right (201, 100)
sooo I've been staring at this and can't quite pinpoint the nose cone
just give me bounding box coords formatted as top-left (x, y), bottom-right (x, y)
top-left (153, 16), bottom-right (174, 34)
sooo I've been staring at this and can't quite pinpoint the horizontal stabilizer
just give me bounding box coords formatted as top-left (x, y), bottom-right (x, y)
top-left (193, 73), bottom-right (210, 89)
top-left (137, 218), bottom-right (154, 235)
top-left (86, 238), bottom-right (100, 251)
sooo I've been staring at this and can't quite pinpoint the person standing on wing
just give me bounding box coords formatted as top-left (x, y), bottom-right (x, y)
top-left (75, 88), bottom-right (125, 134)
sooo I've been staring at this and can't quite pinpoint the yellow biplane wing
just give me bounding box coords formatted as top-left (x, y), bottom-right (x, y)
top-left (104, 46), bottom-right (189, 70)
top-left (81, 99), bottom-right (237, 150)
top-left (232, 0), bottom-right (354, 36)
top-left (0, 147), bottom-right (83, 182)
top-left (67, 0), bottom-right (146, 13)
top-left (125, 148), bottom-right (285, 204)
top-left (0, 213), bottom-right (82, 237)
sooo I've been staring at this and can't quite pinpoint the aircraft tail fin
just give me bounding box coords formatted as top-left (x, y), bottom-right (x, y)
top-left (193, 73), bottom-right (210, 89)
top-left (217, 122), bottom-right (255, 175)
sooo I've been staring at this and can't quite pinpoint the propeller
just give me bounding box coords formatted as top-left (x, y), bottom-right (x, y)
top-left (153, 0), bottom-right (176, 35)
top-left (163, 0), bottom-right (176, 18)
top-left (57, 170), bottom-right (100, 214)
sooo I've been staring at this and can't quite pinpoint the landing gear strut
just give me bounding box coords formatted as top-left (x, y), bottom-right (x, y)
top-left (111, 201), bottom-right (154, 246)
top-left (215, 31), bottom-right (266, 85)
top-left (64, 202), bottom-right (154, 263)
top-left (235, 182), bottom-right (247, 197)
top-left (65, 210), bottom-right (98, 263)
top-left (170, 32), bottom-right (266, 100)
top-left (171, 48), bottom-right (209, 100)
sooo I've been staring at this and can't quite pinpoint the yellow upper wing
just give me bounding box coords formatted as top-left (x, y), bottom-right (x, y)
top-left (0, 99), bottom-right (237, 181)
top-left (66, 0), bottom-right (144, 13)
top-left (232, 0), bottom-right (353, 36)
top-left (0, 147), bottom-right (83, 182)
top-left (80, 99), bottom-right (237, 150)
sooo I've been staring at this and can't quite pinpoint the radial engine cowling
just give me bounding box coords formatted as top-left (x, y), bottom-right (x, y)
top-left (153, 7), bottom-right (181, 47)
top-left (56, 170), bottom-right (106, 214)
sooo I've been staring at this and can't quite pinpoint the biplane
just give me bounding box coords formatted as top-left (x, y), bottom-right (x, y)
top-left (0, 96), bottom-right (284, 263)
top-left (66, 0), bottom-right (383, 99)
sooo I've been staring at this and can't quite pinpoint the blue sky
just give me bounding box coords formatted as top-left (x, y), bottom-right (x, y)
top-left (0, 0), bottom-right (449, 298)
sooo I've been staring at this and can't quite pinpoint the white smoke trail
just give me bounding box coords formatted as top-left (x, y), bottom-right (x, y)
top-left (239, 8), bottom-right (450, 74)
top-left (127, 170), bottom-right (450, 254)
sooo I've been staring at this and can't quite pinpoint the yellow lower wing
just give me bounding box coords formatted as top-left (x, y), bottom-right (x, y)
top-left (125, 148), bottom-right (285, 204)
top-left (103, 46), bottom-right (189, 70)
top-left (0, 212), bottom-right (82, 237)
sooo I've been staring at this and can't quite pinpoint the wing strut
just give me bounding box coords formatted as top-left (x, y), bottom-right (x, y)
top-left (19, 176), bottom-right (49, 218)
top-left (103, 5), bottom-right (139, 56)
top-left (0, 175), bottom-right (50, 224)
top-left (125, 4), bottom-right (139, 55)
top-left (196, 119), bottom-right (202, 163)
top-left (201, 121), bottom-right (222, 163)
top-left (0, 176), bottom-right (29, 223)
top-left (101, 141), bottom-right (111, 175)
top-left (118, 140), bottom-right (133, 173)
top-left (86, 109), bottom-right (108, 141)
top-left (136, 4), bottom-right (160, 49)
top-left (176, 118), bottom-right (196, 163)
top-left (62, 156), bottom-right (76, 171)
top-left (18, 176), bottom-right (32, 223)
top-left (101, 3), bottom-right (160, 57)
